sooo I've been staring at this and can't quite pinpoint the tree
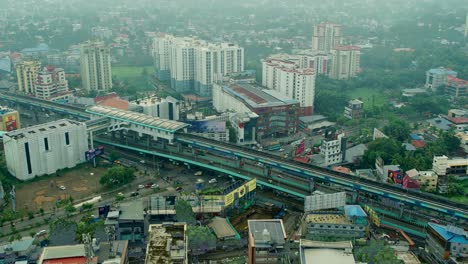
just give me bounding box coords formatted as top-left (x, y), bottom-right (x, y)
top-left (226, 121), bottom-right (238, 143)
top-left (383, 119), bottom-right (411, 142)
top-left (99, 167), bottom-right (136, 188)
top-left (29, 231), bottom-right (36, 238)
top-left (357, 240), bottom-right (402, 264)
top-left (108, 152), bottom-right (120, 163)
top-left (187, 226), bottom-right (217, 255)
top-left (447, 176), bottom-right (464, 196)
top-left (65, 204), bottom-right (76, 214)
top-left (361, 138), bottom-right (403, 168)
top-left (175, 199), bottom-right (196, 225)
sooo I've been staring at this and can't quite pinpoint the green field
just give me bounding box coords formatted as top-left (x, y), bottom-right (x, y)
top-left (348, 88), bottom-right (388, 110)
top-left (112, 66), bottom-right (153, 79)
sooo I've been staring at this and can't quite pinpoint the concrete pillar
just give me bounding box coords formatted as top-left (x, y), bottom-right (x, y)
top-left (309, 179), bottom-right (315, 193)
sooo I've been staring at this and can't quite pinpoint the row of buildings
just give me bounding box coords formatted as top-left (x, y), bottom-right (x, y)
top-left (152, 34), bottom-right (244, 97)
top-left (425, 67), bottom-right (467, 97)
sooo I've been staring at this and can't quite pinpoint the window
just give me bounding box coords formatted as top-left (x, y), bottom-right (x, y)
top-left (65, 132), bottom-right (70, 145)
top-left (25, 142), bottom-right (32, 174)
top-left (44, 138), bottom-right (49, 151)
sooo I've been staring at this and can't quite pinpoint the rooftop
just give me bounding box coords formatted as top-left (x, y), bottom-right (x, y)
top-left (0, 106), bottom-right (17, 116)
top-left (0, 237), bottom-right (34, 254)
top-left (427, 67), bottom-right (457, 75)
top-left (299, 115), bottom-right (327, 124)
top-left (248, 219), bottom-right (286, 247)
top-left (145, 223), bottom-right (187, 264)
top-left (39, 245), bottom-right (86, 264)
top-left (305, 213), bottom-right (351, 224)
top-left (334, 45), bottom-right (360, 51)
top-left (4, 119), bottom-right (84, 140)
top-left (344, 205), bottom-right (367, 218)
top-left (300, 240), bottom-right (355, 264)
top-left (86, 105), bottom-right (189, 133)
top-left (428, 223), bottom-right (468, 244)
top-left (222, 82), bottom-right (299, 108)
top-left (119, 200), bottom-right (144, 221)
top-left (208, 217), bottom-right (238, 239)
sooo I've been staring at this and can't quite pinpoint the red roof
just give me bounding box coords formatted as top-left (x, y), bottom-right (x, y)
top-left (43, 257), bottom-right (87, 264)
top-left (97, 97), bottom-right (129, 110)
top-left (294, 156), bottom-right (310, 164)
top-left (411, 140), bottom-right (426, 149)
top-left (332, 166), bottom-right (351, 174)
top-left (448, 117), bottom-right (468, 124)
top-left (403, 175), bottom-right (420, 190)
top-left (94, 93), bottom-right (119, 103)
top-left (447, 75), bottom-right (468, 86)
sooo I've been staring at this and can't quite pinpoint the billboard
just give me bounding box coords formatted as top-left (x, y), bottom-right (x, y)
top-left (2, 112), bottom-right (19, 132)
top-left (85, 146), bottom-right (105, 161)
top-left (224, 178), bottom-right (256, 207)
top-left (304, 191), bottom-right (346, 212)
top-left (186, 120), bottom-right (226, 133)
top-left (296, 140), bottom-right (305, 155)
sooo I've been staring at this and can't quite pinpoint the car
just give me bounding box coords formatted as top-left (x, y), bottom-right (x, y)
top-left (151, 184), bottom-right (159, 189)
top-left (279, 148), bottom-right (285, 152)
top-left (59, 186), bottom-right (66, 190)
top-left (194, 171), bottom-right (203, 176)
top-left (175, 187), bottom-right (183, 192)
top-left (36, 230), bottom-right (47, 236)
top-left (131, 192), bottom-right (139, 197)
top-left (138, 184), bottom-right (144, 189)
top-left (256, 162), bottom-right (263, 167)
top-left (209, 179), bottom-right (217, 184)
top-left (144, 183), bottom-right (154, 188)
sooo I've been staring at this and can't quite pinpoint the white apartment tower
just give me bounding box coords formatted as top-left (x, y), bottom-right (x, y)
top-left (80, 41), bottom-right (112, 92)
top-left (16, 60), bottom-right (41, 94)
top-left (35, 66), bottom-right (69, 100)
top-left (329, 46), bottom-right (361, 80)
top-left (3, 119), bottom-right (88, 180)
top-left (262, 55), bottom-right (316, 116)
top-left (312, 22), bottom-right (343, 53)
top-left (152, 34), bottom-right (244, 97)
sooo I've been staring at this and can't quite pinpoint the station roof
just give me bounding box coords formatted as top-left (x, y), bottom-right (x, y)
top-left (86, 105), bottom-right (189, 133)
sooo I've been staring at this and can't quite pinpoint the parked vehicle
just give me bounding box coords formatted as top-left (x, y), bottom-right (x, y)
top-left (176, 187), bottom-right (183, 192)
top-left (209, 179), bottom-right (217, 184)
top-left (194, 171), bottom-right (203, 176)
top-left (151, 184), bottom-right (159, 189)
top-left (144, 183), bottom-right (154, 188)
top-left (138, 185), bottom-right (144, 189)
top-left (131, 192), bottom-right (139, 197)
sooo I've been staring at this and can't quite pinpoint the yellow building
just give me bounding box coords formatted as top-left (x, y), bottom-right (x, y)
top-left (0, 107), bottom-right (20, 132)
top-left (16, 60), bottom-right (41, 94)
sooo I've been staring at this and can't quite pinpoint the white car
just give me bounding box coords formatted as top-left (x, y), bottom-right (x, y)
top-left (279, 148), bottom-right (285, 152)
top-left (209, 179), bottom-right (217, 184)
top-left (36, 230), bottom-right (47, 236)
top-left (59, 186), bottom-right (66, 190)
top-left (138, 184), bottom-right (145, 189)
top-left (151, 184), bottom-right (159, 189)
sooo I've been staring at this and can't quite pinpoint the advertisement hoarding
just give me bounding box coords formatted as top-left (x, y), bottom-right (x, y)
top-left (186, 120), bottom-right (226, 133)
top-left (304, 191), bottom-right (346, 212)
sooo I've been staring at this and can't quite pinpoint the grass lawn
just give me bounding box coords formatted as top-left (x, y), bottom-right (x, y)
top-left (448, 195), bottom-right (468, 204)
top-left (348, 88), bottom-right (388, 110)
top-left (112, 66), bottom-right (153, 79)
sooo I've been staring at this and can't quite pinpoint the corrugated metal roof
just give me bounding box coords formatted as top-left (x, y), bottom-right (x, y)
top-left (41, 245), bottom-right (86, 260)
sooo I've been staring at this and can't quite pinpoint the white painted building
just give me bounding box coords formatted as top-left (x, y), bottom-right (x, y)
top-left (320, 133), bottom-right (346, 166)
top-left (3, 119), bottom-right (88, 180)
top-left (80, 41), bottom-right (112, 92)
top-left (329, 46), bottom-right (361, 80)
top-left (312, 22), bottom-right (343, 53)
top-left (432, 155), bottom-right (468, 176)
top-left (262, 55), bottom-right (316, 115)
top-left (34, 66), bottom-right (69, 100)
top-left (132, 96), bottom-right (180, 120)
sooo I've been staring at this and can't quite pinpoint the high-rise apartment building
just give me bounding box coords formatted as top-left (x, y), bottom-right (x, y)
top-left (312, 22), bottom-right (343, 53)
top-left (465, 12), bottom-right (468, 39)
top-left (262, 56), bottom-right (316, 115)
top-left (16, 60), bottom-right (41, 94)
top-left (35, 66), bottom-right (69, 100)
top-left (152, 34), bottom-right (244, 97)
top-left (329, 46), bottom-right (361, 80)
top-left (80, 41), bottom-right (112, 92)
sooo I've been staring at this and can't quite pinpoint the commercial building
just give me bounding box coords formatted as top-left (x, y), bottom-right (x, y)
top-left (312, 22), bottom-right (343, 53)
top-left (247, 219), bottom-right (289, 264)
top-left (425, 67), bottom-right (457, 92)
top-left (148, 196), bottom-right (176, 221)
top-left (34, 66), bottom-right (69, 100)
top-left (0, 106), bottom-right (20, 132)
top-left (213, 81), bottom-right (300, 140)
top-left (153, 34), bottom-right (244, 97)
top-left (80, 41), bottom-right (112, 92)
top-left (145, 223), bottom-right (187, 264)
top-left (425, 223), bottom-right (468, 264)
top-left (3, 119), bottom-right (88, 180)
top-left (105, 200), bottom-right (145, 243)
top-left (445, 75), bottom-right (468, 98)
top-left (16, 60), bottom-right (41, 94)
top-left (302, 205), bottom-right (368, 242)
top-left (132, 96), bottom-right (180, 120)
top-left (329, 46), bottom-right (361, 80)
top-left (38, 245), bottom-right (88, 264)
top-left (229, 112), bottom-right (259, 144)
top-left (320, 132), bottom-right (346, 166)
top-left (299, 240), bottom-right (356, 264)
top-left (262, 55), bottom-right (316, 115)
top-left (432, 155), bottom-right (468, 176)
top-left (344, 99), bottom-right (364, 119)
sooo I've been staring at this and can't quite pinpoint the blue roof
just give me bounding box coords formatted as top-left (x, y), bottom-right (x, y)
top-left (410, 134), bottom-right (422, 140)
top-left (428, 67), bottom-right (457, 76)
top-left (428, 223), bottom-right (468, 244)
top-left (344, 205), bottom-right (367, 218)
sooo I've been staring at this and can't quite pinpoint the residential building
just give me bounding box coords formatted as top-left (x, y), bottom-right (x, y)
top-left (302, 205), bottom-right (368, 242)
top-left (132, 96), bottom-right (180, 120)
top-left (34, 66), bottom-right (69, 100)
top-left (80, 41), bottom-right (112, 92)
top-left (425, 223), bottom-right (468, 264)
top-left (448, 109), bottom-right (468, 118)
top-left (262, 55), bottom-right (316, 115)
top-left (3, 119), bottom-right (88, 180)
top-left (406, 169), bottom-right (438, 192)
top-left (0, 237), bottom-right (36, 264)
top-left (247, 219), bottom-right (289, 264)
top-left (425, 67), bottom-right (457, 92)
top-left (344, 99), bottom-right (364, 119)
top-left (0, 106), bottom-right (20, 132)
top-left (16, 60), bottom-right (41, 94)
top-left (145, 223), bottom-right (187, 264)
top-left (329, 46), bottom-right (361, 80)
top-left (213, 81), bottom-right (300, 140)
top-left (152, 34), bottom-right (244, 97)
top-left (456, 131), bottom-right (468, 154)
top-left (312, 22), bottom-right (343, 53)
top-left (38, 245), bottom-right (88, 264)
top-left (299, 240), bottom-right (356, 264)
top-left (465, 12), bottom-right (468, 39)
top-left (293, 50), bottom-right (331, 75)
top-left (320, 132), bottom-right (346, 166)
top-left (445, 75), bottom-right (468, 98)
top-left (432, 155), bottom-right (468, 176)
top-left (105, 200), bottom-right (145, 243)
